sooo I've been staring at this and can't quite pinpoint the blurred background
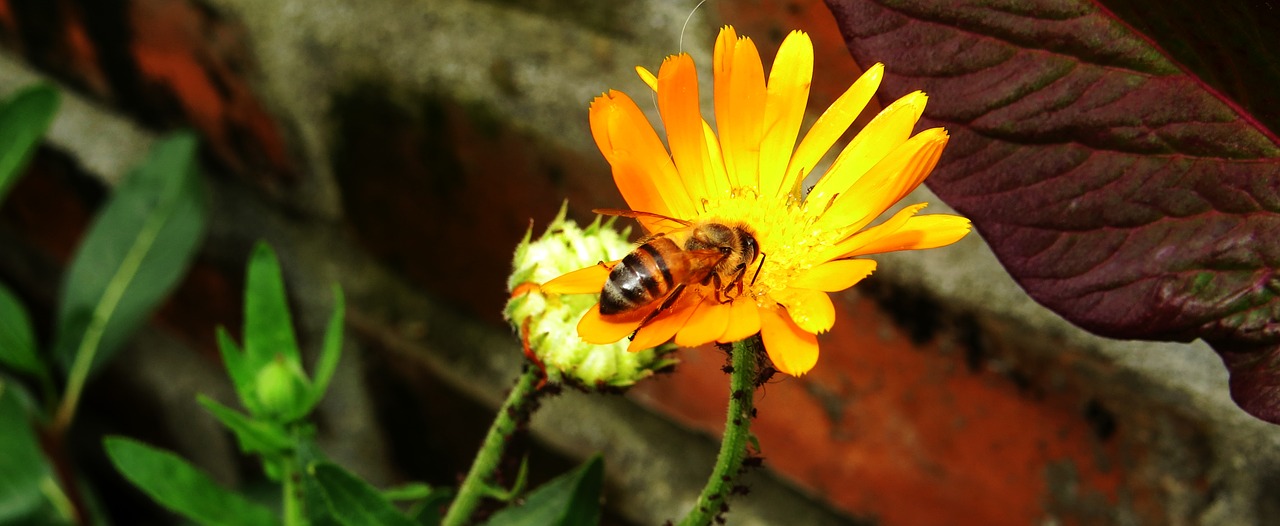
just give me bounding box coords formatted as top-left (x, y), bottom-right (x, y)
top-left (1, 0), bottom-right (1278, 524)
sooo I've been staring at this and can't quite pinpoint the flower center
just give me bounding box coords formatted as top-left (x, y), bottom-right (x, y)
top-left (694, 187), bottom-right (844, 302)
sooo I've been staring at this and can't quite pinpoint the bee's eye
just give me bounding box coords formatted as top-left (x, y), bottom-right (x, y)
top-left (741, 234), bottom-right (759, 259)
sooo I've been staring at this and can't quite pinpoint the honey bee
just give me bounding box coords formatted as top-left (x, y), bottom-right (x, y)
top-left (594, 209), bottom-right (765, 326)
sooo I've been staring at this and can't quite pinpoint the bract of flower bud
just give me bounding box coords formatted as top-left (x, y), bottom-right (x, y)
top-left (505, 203), bottom-right (676, 389)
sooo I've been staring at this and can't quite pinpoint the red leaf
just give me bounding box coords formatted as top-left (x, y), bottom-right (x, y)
top-left (824, 0), bottom-right (1280, 422)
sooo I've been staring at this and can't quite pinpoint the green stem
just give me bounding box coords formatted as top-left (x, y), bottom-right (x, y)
top-left (39, 476), bottom-right (75, 522)
top-left (678, 336), bottom-right (760, 526)
top-left (282, 453), bottom-right (303, 526)
top-left (52, 307), bottom-right (113, 434)
top-left (442, 365), bottom-right (542, 526)
top-left (36, 419), bottom-right (89, 525)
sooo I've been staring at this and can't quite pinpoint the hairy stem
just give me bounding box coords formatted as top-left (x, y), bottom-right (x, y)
top-left (678, 335), bottom-right (760, 526)
top-left (442, 365), bottom-right (542, 526)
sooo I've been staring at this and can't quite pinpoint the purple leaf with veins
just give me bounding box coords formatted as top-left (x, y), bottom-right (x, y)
top-left (824, 0), bottom-right (1280, 422)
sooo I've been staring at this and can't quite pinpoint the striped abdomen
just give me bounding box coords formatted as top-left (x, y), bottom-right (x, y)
top-left (600, 237), bottom-right (689, 315)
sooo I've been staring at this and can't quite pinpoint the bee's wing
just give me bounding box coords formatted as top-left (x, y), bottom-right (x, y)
top-left (594, 208), bottom-right (693, 231)
top-left (679, 248), bottom-right (730, 284)
top-left (634, 224), bottom-right (699, 246)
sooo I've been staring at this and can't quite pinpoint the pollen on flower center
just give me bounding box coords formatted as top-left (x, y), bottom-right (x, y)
top-left (695, 187), bottom-right (843, 301)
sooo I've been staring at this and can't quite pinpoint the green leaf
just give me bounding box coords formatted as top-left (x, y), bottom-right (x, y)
top-left (0, 283), bottom-right (44, 380)
top-left (306, 285), bottom-right (345, 412)
top-left (486, 456), bottom-right (530, 502)
top-left (0, 85), bottom-right (58, 205)
top-left (382, 482), bottom-right (434, 502)
top-left (104, 436), bottom-right (279, 526)
top-left (306, 462), bottom-right (416, 526)
top-left (0, 380), bottom-right (51, 523)
top-left (301, 467), bottom-right (341, 526)
top-left (52, 132), bottom-right (206, 374)
top-left (293, 434), bottom-right (329, 467)
top-left (293, 436), bottom-right (342, 525)
top-left (216, 326), bottom-right (260, 414)
top-left (244, 242), bottom-right (301, 373)
top-left (196, 395), bottom-right (292, 456)
top-left (484, 455), bottom-right (603, 526)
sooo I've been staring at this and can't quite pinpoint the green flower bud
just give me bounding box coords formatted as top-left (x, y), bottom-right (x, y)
top-left (255, 356), bottom-right (310, 420)
top-left (505, 202), bottom-right (676, 390)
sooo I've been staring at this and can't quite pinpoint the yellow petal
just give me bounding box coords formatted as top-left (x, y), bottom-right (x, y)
top-left (845, 214), bottom-right (972, 257)
top-left (588, 91), bottom-right (695, 220)
top-left (818, 203), bottom-right (928, 262)
top-left (657, 54), bottom-right (709, 206)
top-left (718, 298), bottom-right (761, 342)
top-left (541, 261), bottom-right (616, 294)
top-left (782, 63), bottom-right (883, 197)
top-left (629, 297), bottom-right (697, 351)
top-left (715, 28), bottom-right (765, 190)
top-left (815, 127), bottom-right (949, 233)
top-left (675, 293), bottom-right (730, 347)
top-left (806, 91), bottom-right (927, 213)
top-left (701, 120), bottom-right (729, 200)
top-left (640, 62), bottom-right (728, 205)
top-left (773, 288), bottom-right (836, 334)
top-left (713, 25), bottom-right (738, 116)
top-left (759, 306), bottom-right (819, 376)
top-left (627, 291), bottom-right (700, 351)
top-left (636, 66), bottom-right (658, 91)
top-left (605, 153), bottom-right (681, 232)
top-left (578, 303), bottom-right (647, 344)
top-left (789, 259), bottom-right (877, 292)
top-left (758, 30), bottom-right (813, 199)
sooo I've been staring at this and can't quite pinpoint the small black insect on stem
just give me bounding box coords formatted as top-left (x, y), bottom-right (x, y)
top-left (754, 365), bottom-right (777, 388)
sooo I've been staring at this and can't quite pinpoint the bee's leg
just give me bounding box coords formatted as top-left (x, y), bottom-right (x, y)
top-left (699, 271), bottom-right (723, 303)
top-left (630, 284), bottom-right (688, 338)
top-left (725, 263), bottom-right (748, 299)
top-left (708, 273), bottom-right (733, 304)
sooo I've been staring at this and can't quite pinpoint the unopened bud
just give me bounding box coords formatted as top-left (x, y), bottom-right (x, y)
top-left (255, 356), bottom-right (309, 420)
top-left (505, 203), bottom-right (676, 389)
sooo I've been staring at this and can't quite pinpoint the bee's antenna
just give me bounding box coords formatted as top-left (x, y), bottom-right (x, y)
top-left (750, 253), bottom-right (766, 286)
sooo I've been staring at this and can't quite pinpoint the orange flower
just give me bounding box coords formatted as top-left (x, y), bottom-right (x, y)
top-left (544, 26), bottom-right (970, 376)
